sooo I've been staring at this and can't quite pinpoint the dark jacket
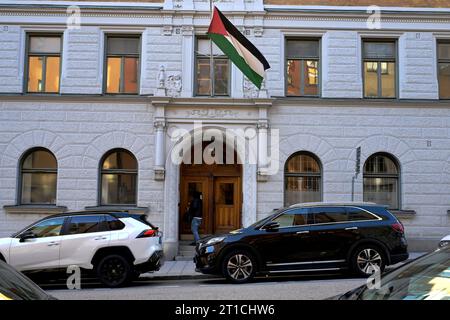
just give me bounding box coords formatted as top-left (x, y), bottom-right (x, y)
top-left (189, 196), bottom-right (203, 219)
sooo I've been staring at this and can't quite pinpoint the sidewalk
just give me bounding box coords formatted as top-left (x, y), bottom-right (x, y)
top-left (141, 252), bottom-right (429, 280)
top-left (141, 259), bottom-right (206, 280)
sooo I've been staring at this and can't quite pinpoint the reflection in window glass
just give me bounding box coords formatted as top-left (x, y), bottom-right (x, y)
top-left (363, 41), bottom-right (396, 98)
top-left (196, 57), bottom-right (229, 96)
top-left (287, 60), bottom-right (301, 96)
top-left (45, 57), bottom-right (60, 93)
top-left (27, 218), bottom-right (65, 238)
top-left (27, 36), bottom-right (61, 93)
top-left (105, 36), bottom-right (140, 94)
top-left (363, 154), bottom-right (399, 210)
top-left (195, 38), bottom-right (229, 96)
top-left (101, 174), bottom-right (136, 205)
top-left (21, 173), bottom-right (57, 204)
top-left (285, 153), bottom-right (321, 206)
top-left (438, 43), bottom-right (450, 99)
top-left (100, 150), bottom-right (137, 205)
top-left (20, 149), bottom-right (57, 205)
top-left (106, 57), bottom-right (121, 93)
top-left (381, 62), bottom-right (396, 98)
top-left (312, 207), bottom-right (348, 224)
top-left (273, 214), bottom-right (295, 227)
top-left (364, 62), bottom-right (378, 97)
top-left (438, 63), bottom-right (450, 99)
top-left (27, 56), bottom-right (44, 92)
top-left (286, 39), bottom-right (320, 97)
top-left (68, 216), bottom-right (103, 235)
top-left (123, 57), bottom-right (139, 93)
top-left (360, 249), bottom-right (450, 300)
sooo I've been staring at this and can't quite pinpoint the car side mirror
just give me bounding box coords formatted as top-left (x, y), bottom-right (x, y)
top-left (19, 231), bottom-right (36, 242)
top-left (263, 221), bottom-right (280, 232)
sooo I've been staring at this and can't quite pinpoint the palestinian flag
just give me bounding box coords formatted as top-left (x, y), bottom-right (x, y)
top-left (207, 6), bottom-right (270, 89)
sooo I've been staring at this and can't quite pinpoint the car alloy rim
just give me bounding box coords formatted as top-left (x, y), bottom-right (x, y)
top-left (101, 258), bottom-right (126, 284)
top-left (227, 254), bottom-right (253, 280)
top-left (356, 248), bottom-right (382, 274)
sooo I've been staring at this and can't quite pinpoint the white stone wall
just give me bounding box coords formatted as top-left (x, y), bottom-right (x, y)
top-left (140, 27), bottom-right (183, 96)
top-left (257, 103), bottom-right (450, 249)
top-left (399, 32), bottom-right (439, 100)
top-left (251, 28), bottom-right (284, 98)
top-left (322, 31), bottom-right (362, 99)
top-left (60, 27), bottom-right (103, 94)
top-left (0, 26), bottom-right (22, 93)
top-left (0, 100), bottom-right (163, 236)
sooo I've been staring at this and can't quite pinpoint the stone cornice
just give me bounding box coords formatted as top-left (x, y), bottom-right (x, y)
top-left (2, 5), bottom-right (450, 24)
top-left (2, 94), bottom-right (450, 109)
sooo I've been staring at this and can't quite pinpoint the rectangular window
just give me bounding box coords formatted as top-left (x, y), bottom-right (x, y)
top-left (438, 42), bottom-right (450, 99)
top-left (105, 36), bottom-right (140, 94)
top-left (286, 39), bottom-right (320, 97)
top-left (363, 40), bottom-right (397, 98)
top-left (26, 35), bottom-right (61, 93)
top-left (195, 38), bottom-right (230, 96)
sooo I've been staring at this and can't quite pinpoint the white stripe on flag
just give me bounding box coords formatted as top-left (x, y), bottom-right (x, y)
top-left (224, 34), bottom-right (265, 77)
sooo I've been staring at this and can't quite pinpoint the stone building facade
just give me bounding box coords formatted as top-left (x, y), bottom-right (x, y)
top-left (1, 0), bottom-right (450, 258)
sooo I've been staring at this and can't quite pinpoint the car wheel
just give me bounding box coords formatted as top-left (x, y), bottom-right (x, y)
top-left (96, 254), bottom-right (132, 288)
top-left (222, 250), bottom-right (256, 284)
top-left (351, 245), bottom-right (386, 277)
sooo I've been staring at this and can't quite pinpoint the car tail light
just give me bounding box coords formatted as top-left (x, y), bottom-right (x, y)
top-left (391, 222), bottom-right (404, 234)
top-left (136, 229), bottom-right (158, 238)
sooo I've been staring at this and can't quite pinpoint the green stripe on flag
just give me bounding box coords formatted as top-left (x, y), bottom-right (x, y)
top-left (209, 33), bottom-right (264, 89)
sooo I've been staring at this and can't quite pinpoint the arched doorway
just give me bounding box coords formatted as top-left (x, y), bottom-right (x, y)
top-left (179, 141), bottom-right (242, 239)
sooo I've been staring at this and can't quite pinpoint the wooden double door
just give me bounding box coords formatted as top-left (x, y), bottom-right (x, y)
top-left (180, 164), bottom-right (242, 236)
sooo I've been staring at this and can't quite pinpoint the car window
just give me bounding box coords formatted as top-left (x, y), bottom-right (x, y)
top-left (67, 215), bottom-right (104, 235)
top-left (311, 207), bottom-right (348, 224)
top-left (272, 209), bottom-right (309, 227)
top-left (24, 217), bottom-right (65, 238)
top-left (105, 215), bottom-right (125, 231)
top-left (359, 248), bottom-right (450, 300)
top-left (347, 207), bottom-right (377, 221)
top-left (0, 261), bottom-right (50, 300)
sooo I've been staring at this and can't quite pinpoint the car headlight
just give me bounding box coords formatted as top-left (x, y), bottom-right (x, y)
top-left (439, 241), bottom-right (449, 248)
top-left (206, 237), bottom-right (226, 246)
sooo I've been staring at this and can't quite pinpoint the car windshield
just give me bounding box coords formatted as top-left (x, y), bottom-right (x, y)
top-left (248, 209), bottom-right (285, 229)
top-left (359, 247), bottom-right (450, 300)
top-left (0, 261), bottom-right (50, 300)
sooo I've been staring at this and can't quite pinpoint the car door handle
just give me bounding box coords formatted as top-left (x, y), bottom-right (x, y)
top-left (345, 227), bottom-right (358, 231)
top-left (47, 242), bottom-right (59, 247)
top-left (94, 236), bottom-right (107, 240)
top-left (296, 230), bottom-right (310, 235)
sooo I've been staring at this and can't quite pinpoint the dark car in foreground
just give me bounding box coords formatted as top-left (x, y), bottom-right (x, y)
top-left (0, 260), bottom-right (55, 300)
top-left (332, 246), bottom-right (449, 300)
top-left (194, 202), bottom-right (408, 283)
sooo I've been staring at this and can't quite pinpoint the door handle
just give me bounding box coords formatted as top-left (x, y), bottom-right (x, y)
top-left (296, 230), bottom-right (310, 235)
top-left (94, 237), bottom-right (107, 240)
top-left (345, 227), bottom-right (358, 231)
top-left (47, 242), bottom-right (59, 247)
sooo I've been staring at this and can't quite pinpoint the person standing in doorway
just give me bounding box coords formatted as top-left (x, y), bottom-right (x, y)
top-left (189, 191), bottom-right (203, 245)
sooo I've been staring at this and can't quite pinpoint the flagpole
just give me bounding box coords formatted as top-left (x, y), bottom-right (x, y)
top-left (209, 0), bottom-right (214, 97)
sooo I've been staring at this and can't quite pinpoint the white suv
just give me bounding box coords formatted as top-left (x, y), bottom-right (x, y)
top-left (0, 211), bottom-right (163, 287)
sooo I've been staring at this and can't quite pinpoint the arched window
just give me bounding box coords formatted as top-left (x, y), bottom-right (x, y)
top-left (20, 148), bottom-right (57, 204)
top-left (363, 153), bottom-right (400, 209)
top-left (100, 149), bottom-right (137, 205)
top-left (284, 152), bottom-right (322, 206)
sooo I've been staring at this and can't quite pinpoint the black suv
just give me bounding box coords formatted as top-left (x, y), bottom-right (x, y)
top-left (194, 202), bottom-right (409, 283)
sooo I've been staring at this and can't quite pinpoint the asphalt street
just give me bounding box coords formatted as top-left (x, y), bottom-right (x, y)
top-left (43, 273), bottom-right (367, 300)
